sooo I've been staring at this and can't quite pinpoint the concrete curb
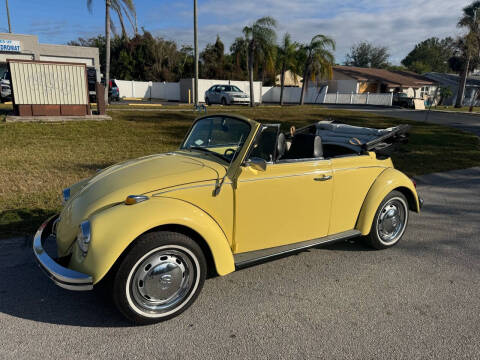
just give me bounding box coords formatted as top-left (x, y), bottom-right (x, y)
top-left (6, 115), bottom-right (112, 122)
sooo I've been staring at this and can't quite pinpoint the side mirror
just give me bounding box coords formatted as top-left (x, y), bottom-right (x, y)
top-left (245, 157), bottom-right (267, 171)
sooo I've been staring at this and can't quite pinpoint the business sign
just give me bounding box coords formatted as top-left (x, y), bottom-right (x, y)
top-left (0, 39), bottom-right (21, 52)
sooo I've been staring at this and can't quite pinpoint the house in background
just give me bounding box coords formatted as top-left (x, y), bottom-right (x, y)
top-left (275, 70), bottom-right (302, 87)
top-left (423, 72), bottom-right (480, 106)
top-left (328, 66), bottom-right (436, 99)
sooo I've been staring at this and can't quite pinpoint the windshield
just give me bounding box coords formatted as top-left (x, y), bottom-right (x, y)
top-left (226, 85), bottom-right (241, 92)
top-left (181, 116), bottom-right (251, 162)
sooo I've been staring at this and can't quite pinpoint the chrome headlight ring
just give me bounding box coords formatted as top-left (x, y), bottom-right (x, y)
top-left (77, 220), bottom-right (91, 257)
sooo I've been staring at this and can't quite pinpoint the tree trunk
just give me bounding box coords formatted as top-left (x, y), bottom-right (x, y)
top-left (248, 45), bottom-right (255, 107)
top-left (299, 62), bottom-right (310, 105)
top-left (105, 0), bottom-right (112, 105)
top-left (456, 54), bottom-right (470, 108)
top-left (279, 63), bottom-right (286, 105)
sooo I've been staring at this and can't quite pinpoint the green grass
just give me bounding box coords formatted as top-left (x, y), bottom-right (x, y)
top-left (434, 106), bottom-right (480, 113)
top-left (1, 105), bottom-right (479, 237)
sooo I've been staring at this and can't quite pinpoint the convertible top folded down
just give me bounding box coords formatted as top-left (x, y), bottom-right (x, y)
top-left (294, 120), bottom-right (410, 157)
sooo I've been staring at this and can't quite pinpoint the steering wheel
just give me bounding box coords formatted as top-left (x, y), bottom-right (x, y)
top-left (224, 148), bottom-right (236, 159)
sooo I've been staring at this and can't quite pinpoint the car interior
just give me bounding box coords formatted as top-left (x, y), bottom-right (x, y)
top-left (249, 123), bottom-right (360, 164)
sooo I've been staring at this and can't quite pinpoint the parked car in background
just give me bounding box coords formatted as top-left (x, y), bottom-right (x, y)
top-left (0, 70), bottom-right (12, 102)
top-left (91, 78), bottom-right (120, 103)
top-left (205, 84), bottom-right (250, 105)
top-left (393, 92), bottom-right (413, 108)
top-left (33, 114), bottom-right (422, 325)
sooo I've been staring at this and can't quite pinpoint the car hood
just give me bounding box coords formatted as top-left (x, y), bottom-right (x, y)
top-left (56, 152), bottom-right (225, 255)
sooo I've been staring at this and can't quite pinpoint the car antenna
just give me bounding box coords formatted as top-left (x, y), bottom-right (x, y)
top-left (213, 134), bottom-right (244, 196)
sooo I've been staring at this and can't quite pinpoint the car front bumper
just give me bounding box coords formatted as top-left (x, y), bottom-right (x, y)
top-left (33, 215), bottom-right (93, 291)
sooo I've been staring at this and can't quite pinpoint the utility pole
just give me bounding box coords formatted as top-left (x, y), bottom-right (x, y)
top-left (193, 0), bottom-right (199, 107)
top-left (6, 0), bottom-right (12, 33)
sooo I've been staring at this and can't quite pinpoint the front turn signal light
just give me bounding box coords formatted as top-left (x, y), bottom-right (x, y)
top-left (125, 195), bottom-right (149, 205)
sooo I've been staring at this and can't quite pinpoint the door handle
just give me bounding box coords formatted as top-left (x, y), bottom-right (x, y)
top-left (314, 175), bottom-right (332, 181)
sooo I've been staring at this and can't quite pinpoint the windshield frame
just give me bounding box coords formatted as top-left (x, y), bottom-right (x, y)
top-left (180, 114), bottom-right (253, 163)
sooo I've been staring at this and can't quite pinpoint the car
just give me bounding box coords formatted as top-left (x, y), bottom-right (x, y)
top-left (0, 70), bottom-right (12, 102)
top-left (204, 84), bottom-right (250, 105)
top-left (33, 114), bottom-right (422, 324)
top-left (393, 92), bottom-right (413, 108)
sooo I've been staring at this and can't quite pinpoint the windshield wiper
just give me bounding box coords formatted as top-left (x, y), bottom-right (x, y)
top-left (189, 146), bottom-right (228, 161)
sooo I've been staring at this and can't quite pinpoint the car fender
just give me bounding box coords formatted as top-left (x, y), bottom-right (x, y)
top-left (69, 196), bottom-right (235, 284)
top-left (355, 168), bottom-right (420, 235)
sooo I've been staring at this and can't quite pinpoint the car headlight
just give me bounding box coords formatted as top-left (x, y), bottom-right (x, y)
top-left (76, 220), bottom-right (91, 256)
top-left (62, 188), bottom-right (71, 205)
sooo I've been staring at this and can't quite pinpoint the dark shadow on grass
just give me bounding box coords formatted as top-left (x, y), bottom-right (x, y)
top-left (0, 208), bottom-right (56, 238)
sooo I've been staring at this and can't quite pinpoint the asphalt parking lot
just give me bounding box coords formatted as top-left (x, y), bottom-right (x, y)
top-left (0, 166), bottom-right (479, 359)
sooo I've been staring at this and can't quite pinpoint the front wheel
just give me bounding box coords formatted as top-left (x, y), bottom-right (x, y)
top-left (366, 190), bottom-right (409, 250)
top-left (112, 231), bottom-right (206, 325)
top-left (221, 97), bottom-right (227, 106)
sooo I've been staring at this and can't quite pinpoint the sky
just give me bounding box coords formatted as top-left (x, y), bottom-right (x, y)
top-left (0, 0), bottom-right (473, 64)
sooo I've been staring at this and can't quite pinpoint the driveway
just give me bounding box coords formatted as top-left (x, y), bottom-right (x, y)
top-left (322, 105), bottom-right (480, 136)
top-left (0, 167), bottom-right (479, 359)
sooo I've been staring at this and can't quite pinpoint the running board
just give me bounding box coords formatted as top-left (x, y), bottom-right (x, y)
top-left (234, 230), bottom-right (361, 269)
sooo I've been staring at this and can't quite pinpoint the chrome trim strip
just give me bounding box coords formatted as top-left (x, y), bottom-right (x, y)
top-left (33, 215), bottom-right (93, 291)
top-left (234, 230), bottom-right (361, 269)
top-left (238, 170), bottom-right (331, 183)
top-left (333, 165), bottom-right (387, 173)
top-left (152, 182), bottom-right (233, 196)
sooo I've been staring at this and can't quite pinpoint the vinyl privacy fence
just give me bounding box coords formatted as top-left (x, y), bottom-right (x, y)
top-left (324, 92), bottom-right (393, 106)
top-left (114, 79), bottom-right (393, 107)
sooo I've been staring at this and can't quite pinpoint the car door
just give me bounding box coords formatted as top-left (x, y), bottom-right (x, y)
top-left (233, 125), bottom-right (334, 254)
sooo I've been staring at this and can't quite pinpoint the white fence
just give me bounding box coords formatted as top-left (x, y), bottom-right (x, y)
top-left (324, 92), bottom-right (393, 106)
top-left (115, 79), bottom-right (393, 107)
top-left (115, 79), bottom-right (180, 101)
top-left (262, 86), bottom-right (327, 104)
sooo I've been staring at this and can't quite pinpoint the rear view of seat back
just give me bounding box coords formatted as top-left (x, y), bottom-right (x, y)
top-left (283, 133), bottom-right (323, 160)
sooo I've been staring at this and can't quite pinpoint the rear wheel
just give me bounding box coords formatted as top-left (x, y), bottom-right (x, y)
top-left (205, 97), bottom-right (210, 105)
top-left (221, 97), bottom-right (227, 106)
top-left (366, 190), bottom-right (409, 249)
top-left (112, 231), bottom-right (206, 324)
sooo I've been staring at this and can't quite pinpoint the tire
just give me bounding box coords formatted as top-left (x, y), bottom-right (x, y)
top-left (221, 97), bottom-right (227, 106)
top-left (112, 231), bottom-right (207, 325)
top-left (205, 97), bottom-right (210, 106)
top-left (365, 190), bottom-right (409, 250)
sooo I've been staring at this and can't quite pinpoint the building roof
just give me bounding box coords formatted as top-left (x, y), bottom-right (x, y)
top-left (333, 65), bottom-right (435, 88)
top-left (423, 72), bottom-right (480, 88)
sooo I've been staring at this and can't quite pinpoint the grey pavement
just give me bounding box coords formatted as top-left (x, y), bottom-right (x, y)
top-left (1, 167), bottom-right (479, 359)
top-left (322, 105), bottom-right (480, 137)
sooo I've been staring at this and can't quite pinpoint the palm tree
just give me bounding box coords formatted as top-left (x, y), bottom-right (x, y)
top-left (456, 1), bottom-right (480, 107)
top-left (242, 17), bottom-right (277, 107)
top-left (299, 34), bottom-right (335, 105)
top-left (277, 33), bottom-right (299, 105)
top-left (87, 0), bottom-right (136, 104)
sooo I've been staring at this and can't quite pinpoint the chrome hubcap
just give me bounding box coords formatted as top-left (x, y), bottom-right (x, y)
top-left (130, 249), bottom-right (195, 314)
top-left (377, 199), bottom-right (406, 244)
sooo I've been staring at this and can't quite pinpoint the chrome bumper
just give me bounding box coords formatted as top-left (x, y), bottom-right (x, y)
top-left (33, 215), bottom-right (93, 291)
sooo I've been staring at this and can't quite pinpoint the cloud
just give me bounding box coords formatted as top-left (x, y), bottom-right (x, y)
top-left (149, 0), bottom-right (470, 64)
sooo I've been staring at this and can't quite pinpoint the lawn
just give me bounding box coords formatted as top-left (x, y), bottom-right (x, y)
top-left (1, 105), bottom-right (479, 237)
top-left (433, 105), bottom-right (480, 113)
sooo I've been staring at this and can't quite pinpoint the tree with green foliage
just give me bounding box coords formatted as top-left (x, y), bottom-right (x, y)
top-left (86, 0), bottom-right (136, 104)
top-left (242, 17), bottom-right (277, 106)
top-left (229, 37), bottom-right (249, 80)
top-left (277, 33), bottom-right (299, 105)
top-left (299, 34), bottom-right (335, 105)
top-left (456, 0), bottom-right (480, 107)
top-left (200, 36), bottom-right (226, 79)
top-left (401, 37), bottom-right (456, 73)
top-left (345, 42), bottom-right (389, 68)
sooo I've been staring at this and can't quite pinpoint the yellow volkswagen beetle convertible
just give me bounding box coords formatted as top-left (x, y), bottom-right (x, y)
top-left (33, 114), bottom-right (423, 324)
